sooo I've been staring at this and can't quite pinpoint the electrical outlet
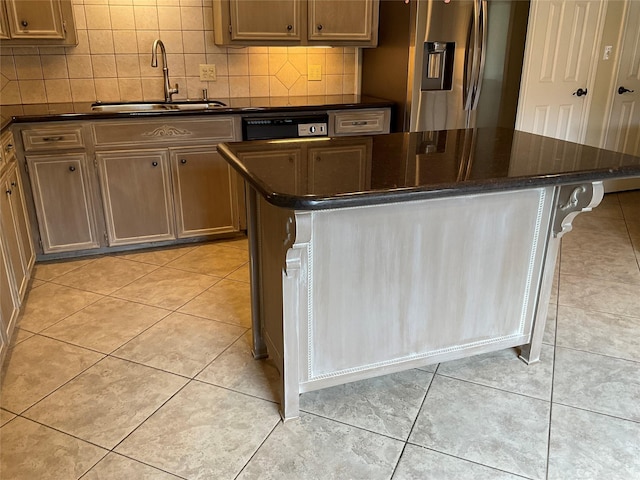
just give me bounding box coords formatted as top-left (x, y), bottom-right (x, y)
top-left (308, 64), bottom-right (322, 81)
top-left (199, 64), bottom-right (217, 81)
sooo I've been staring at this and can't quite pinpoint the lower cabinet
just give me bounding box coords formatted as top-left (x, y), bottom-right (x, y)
top-left (96, 150), bottom-right (175, 246)
top-left (26, 153), bottom-right (101, 253)
top-left (307, 142), bottom-right (371, 194)
top-left (170, 146), bottom-right (239, 238)
top-left (0, 239), bottom-right (19, 364)
top-left (1, 129), bottom-right (34, 364)
top-left (96, 147), bottom-right (240, 247)
top-left (1, 163), bottom-right (35, 299)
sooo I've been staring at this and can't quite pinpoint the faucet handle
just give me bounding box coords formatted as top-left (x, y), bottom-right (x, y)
top-left (171, 83), bottom-right (179, 95)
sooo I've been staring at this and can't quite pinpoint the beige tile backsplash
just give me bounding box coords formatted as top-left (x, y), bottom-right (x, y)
top-left (0, 0), bottom-right (359, 106)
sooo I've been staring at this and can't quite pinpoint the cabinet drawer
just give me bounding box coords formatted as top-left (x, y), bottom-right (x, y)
top-left (21, 125), bottom-right (85, 151)
top-left (92, 117), bottom-right (239, 147)
top-left (331, 109), bottom-right (390, 135)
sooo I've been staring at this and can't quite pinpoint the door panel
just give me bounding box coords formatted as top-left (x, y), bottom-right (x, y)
top-left (604, 0), bottom-right (640, 156)
top-left (517, 0), bottom-right (604, 142)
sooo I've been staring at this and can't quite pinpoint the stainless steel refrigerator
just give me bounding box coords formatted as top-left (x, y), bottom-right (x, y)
top-left (362, 0), bottom-right (530, 132)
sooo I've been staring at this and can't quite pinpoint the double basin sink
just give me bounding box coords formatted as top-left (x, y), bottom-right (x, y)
top-left (91, 100), bottom-right (227, 113)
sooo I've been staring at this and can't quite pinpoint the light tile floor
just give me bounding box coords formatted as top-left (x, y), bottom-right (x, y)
top-left (1, 192), bottom-right (639, 480)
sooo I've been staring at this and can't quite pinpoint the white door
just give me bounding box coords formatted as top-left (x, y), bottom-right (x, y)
top-left (516, 0), bottom-right (605, 142)
top-left (603, 0), bottom-right (640, 156)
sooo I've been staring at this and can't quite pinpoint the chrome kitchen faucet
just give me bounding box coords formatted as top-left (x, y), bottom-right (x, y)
top-left (151, 39), bottom-right (179, 102)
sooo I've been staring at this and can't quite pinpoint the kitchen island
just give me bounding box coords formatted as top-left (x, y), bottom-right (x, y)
top-left (218, 128), bottom-right (640, 420)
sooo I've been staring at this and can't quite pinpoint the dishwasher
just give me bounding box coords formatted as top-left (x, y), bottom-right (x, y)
top-left (241, 114), bottom-right (329, 140)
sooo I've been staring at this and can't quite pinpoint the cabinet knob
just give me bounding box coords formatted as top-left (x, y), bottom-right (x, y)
top-left (287, 24), bottom-right (293, 31)
top-left (6, 189), bottom-right (11, 195)
top-left (69, 166), bottom-right (76, 172)
top-left (316, 24), bottom-right (323, 31)
top-left (21, 20), bottom-right (28, 27)
top-left (11, 181), bottom-right (16, 187)
top-left (152, 161), bottom-right (158, 167)
top-left (180, 159), bottom-right (187, 164)
top-left (5, 144), bottom-right (13, 152)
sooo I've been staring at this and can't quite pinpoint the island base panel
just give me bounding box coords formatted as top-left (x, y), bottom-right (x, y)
top-left (248, 183), bottom-right (603, 419)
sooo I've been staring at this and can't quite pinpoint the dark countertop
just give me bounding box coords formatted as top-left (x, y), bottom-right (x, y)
top-left (218, 127), bottom-right (640, 210)
top-left (0, 95), bottom-right (394, 131)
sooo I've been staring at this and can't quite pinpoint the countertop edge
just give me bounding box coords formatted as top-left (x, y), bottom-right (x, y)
top-left (218, 142), bottom-right (640, 211)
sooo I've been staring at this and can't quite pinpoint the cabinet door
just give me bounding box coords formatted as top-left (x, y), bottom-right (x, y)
top-left (27, 153), bottom-right (100, 253)
top-left (170, 147), bottom-right (239, 238)
top-left (2, 165), bottom-right (34, 300)
top-left (1, 166), bottom-right (28, 299)
top-left (229, 0), bottom-right (300, 41)
top-left (4, 0), bottom-right (66, 39)
top-left (237, 148), bottom-right (303, 195)
top-left (0, 238), bottom-right (19, 364)
top-left (307, 141), bottom-right (372, 195)
top-left (97, 150), bottom-right (175, 246)
top-left (0, 6), bottom-right (10, 39)
top-left (308, 0), bottom-right (377, 43)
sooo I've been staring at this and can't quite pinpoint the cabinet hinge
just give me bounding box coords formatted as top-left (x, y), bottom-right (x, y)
top-left (93, 156), bottom-right (98, 169)
top-left (23, 162), bottom-right (29, 174)
top-left (103, 231), bottom-right (109, 244)
top-left (38, 237), bottom-right (43, 249)
top-left (228, 24), bottom-right (232, 33)
top-left (63, 20), bottom-right (67, 33)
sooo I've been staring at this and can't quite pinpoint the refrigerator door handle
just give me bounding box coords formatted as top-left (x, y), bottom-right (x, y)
top-left (472, 0), bottom-right (489, 110)
top-left (464, 0), bottom-right (482, 111)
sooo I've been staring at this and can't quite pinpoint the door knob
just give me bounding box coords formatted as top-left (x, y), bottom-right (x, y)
top-left (572, 88), bottom-right (587, 97)
top-left (618, 86), bottom-right (635, 95)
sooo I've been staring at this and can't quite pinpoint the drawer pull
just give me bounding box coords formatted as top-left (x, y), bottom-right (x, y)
top-left (43, 136), bottom-right (63, 142)
top-left (351, 121), bottom-right (368, 126)
top-left (69, 166), bottom-right (76, 172)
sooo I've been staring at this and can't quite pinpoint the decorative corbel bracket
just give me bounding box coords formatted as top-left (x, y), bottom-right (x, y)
top-left (553, 181), bottom-right (604, 238)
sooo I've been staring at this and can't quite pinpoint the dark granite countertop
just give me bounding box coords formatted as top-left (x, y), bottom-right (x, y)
top-left (0, 95), bottom-right (393, 131)
top-left (218, 127), bottom-right (640, 210)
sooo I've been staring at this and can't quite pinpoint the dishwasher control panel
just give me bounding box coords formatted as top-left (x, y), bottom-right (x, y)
top-left (242, 114), bottom-right (328, 140)
top-left (298, 122), bottom-right (327, 137)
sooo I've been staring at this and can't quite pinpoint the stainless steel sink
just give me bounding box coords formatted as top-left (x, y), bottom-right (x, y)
top-left (91, 101), bottom-right (227, 113)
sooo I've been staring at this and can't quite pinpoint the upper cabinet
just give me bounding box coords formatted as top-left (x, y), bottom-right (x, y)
top-left (0, 0), bottom-right (77, 46)
top-left (213, 0), bottom-right (379, 47)
top-left (228, 0), bottom-right (302, 42)
top-left (307, 0), bottom-right (376, 43)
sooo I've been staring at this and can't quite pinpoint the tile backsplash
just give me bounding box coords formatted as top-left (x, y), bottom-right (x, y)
top-left (0, 0), bottom-right (358, 106)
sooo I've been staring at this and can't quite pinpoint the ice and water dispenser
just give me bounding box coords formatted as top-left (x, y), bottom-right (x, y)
top-left (421, 42), bottom-right (455, 91)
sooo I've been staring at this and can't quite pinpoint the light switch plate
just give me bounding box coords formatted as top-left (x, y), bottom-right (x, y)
top-left (199, 64), bottom-right (217, 81)
top-left (308, 64), bottom-right (322, 81)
